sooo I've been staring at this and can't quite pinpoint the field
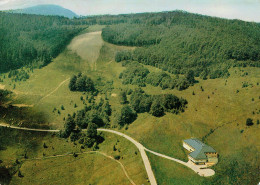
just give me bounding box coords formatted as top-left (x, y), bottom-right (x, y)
top-left (0, 25), bottom-right (259, 184)
top-left (0, 127), bottom-right (148, 185)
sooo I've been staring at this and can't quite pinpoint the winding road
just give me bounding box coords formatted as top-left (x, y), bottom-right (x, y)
top-left (0, 123), bottom-right (215, 185)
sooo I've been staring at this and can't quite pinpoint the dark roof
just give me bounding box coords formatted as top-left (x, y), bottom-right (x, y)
top-left (184, 138), bottom-right (216, 160)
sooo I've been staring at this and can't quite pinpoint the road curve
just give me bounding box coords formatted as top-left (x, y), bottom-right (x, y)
top-left (98, 129), bottom-right (215, 178)
top-left (0, 124), bottom-right (215, 184)
top-left (97, 129), bottom-right (158, 185)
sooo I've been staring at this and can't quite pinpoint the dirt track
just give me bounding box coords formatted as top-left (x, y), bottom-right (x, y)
top-left (0, 124), bottom-right (216, 185)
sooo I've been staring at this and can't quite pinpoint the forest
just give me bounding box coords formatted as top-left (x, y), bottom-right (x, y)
top-left (1, 11), bottom-right (259, 77)
top-left (119, 61), bottom-right (195, 90)
top-left (0, 12), bottom-right (84, 73)
top-left (129, 88), bottom-right (187, 117)
top-left (101, 11), bottom-right (260, 78)
top-left (0, 90), bottom-right (11, 105)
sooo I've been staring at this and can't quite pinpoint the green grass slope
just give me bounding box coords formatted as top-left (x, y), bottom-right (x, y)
top-left (0, 128), bottom-right (148, 185)
top-left (0, 24), bottom-right (259, 185)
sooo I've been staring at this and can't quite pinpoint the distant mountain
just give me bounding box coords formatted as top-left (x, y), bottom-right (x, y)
top-left (10, 5), bottom-right (78, 19)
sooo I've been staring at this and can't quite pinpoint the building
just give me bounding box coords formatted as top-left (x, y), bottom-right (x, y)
top-left (183, 138), bottom-right (218, 166)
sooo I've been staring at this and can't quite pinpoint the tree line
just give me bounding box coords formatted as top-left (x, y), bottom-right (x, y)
top-left (0, 90), bottom-right (11, 105)
top-left (0, 12), bottom-right (84, 73)
top-left (129, 88), bottom-right (187, 117)
top-left (101, 11), bottom-right (260, 79)
top-left (69, 73), bottom-right (96, 93)
top-left (119, 61), bottom-right (195, 90)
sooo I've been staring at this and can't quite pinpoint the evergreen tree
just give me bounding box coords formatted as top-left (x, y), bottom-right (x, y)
top-left (69, 75), bottom-right (77, 91)
top-left (86, 122), bottom-right (98, 139)
top-left (150, 99), bottom-right (164, 117)
top-left (62, 115), bottom-right (76, 138)
top-left (186, 70), bottom-right (195, 84)
top-left (115, 105), bottom-right (137, 126)
top-left (119, 91), bottom-right (127, 104)
top-left (102, 101), bottom-right (112, 116)
top-left (246, 118), bottom-right (254, 126)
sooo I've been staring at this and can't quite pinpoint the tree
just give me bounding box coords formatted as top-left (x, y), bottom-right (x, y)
top-left (0, 89), bottom-right (11, 105)
top-left (84, 122), bottom-right (98, 148)
top-left (0, 13), bottom-right (82, 73)
top-left (69, 75), bottom-right (77, 91)
top-left (85, 77), bottom-right (95, 92)
top-left (76, 76), bottom-right (87, 91)
top-left (69, 74), bottom-right (95, 92)
top-left (115, 105), bottom-right (137, 126)
top-left (113, 145), bottom-right (117, 151)
top-left (85, 110), bottom-right (104, 127)
top-left (86, 122), bottom-right (98, 139)
top-left (119, 91), bottom-right (127, 104)
top-left (43, 143), bottom-right (48, 148)
top-left (18, 171), bottom-right (24, 178)
top-left (246, 118), bottom-right (254, 126)
top-left (185, 70), bottom-right (195, 84)
top-left (130, 88), bottom-right (152, 113)
top-left (62, 115), bottom-right (76, 138)
top-left (150, 99), bottom-right (164, 117)
top-left (161, 94), bottom-right (181, 110)
top-left (102, 101), bottom-right (112, 116)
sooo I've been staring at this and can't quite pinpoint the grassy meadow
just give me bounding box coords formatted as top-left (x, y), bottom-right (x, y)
top-left (0, 127), bottom-right (148, 185)
top-left (0, 25), bottom-right (259, 184)
top-left (90, 36), bottom-right (260, 184)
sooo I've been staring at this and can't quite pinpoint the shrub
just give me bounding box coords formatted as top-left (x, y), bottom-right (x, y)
top-left (43, 143), bottom-right (48, 148)
top-left (246, 118), bottom-right (254, 126)
top-left (114, 155), bottom-right (121, 160)
top-left (18, 171), bottom-right (24, 178)
top-left (113, 145), bottom-right (117, 151)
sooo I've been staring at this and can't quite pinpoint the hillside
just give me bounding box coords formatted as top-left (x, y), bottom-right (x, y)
top-left (10, 5), bottom-right (79, 19)
top-left (0, 11), bottom-right (259, 185)
top-left (0, 12), bottom-right (84, 73)
top-left (101, 11), bottom-right (260, 78)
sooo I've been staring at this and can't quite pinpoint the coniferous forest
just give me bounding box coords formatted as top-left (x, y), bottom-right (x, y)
top-left (101, 11), bottom-right (260, 78)
top-left (1, 11), bottom-right (260, 78)
top-left (0, 12), bottom-right (84, 73)
top-left (0, 8), bottom-right (259, 185)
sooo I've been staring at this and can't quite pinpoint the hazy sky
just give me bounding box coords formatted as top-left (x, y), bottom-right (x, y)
top-left (0, 0), bottom-right (260, 22)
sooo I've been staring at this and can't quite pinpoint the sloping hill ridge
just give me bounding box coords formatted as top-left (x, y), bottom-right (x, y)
top-left (11, 4), bottom-right (78, 18)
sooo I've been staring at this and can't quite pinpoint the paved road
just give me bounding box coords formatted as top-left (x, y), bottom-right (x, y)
top-left (98, 129), bottom-right (215, 178)
top-left (0, 124), bottom-right (215, 184)
top-left (0, 123), bottom-right (60, 132)
top-left (98, 129), bottom-right (157, 185)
